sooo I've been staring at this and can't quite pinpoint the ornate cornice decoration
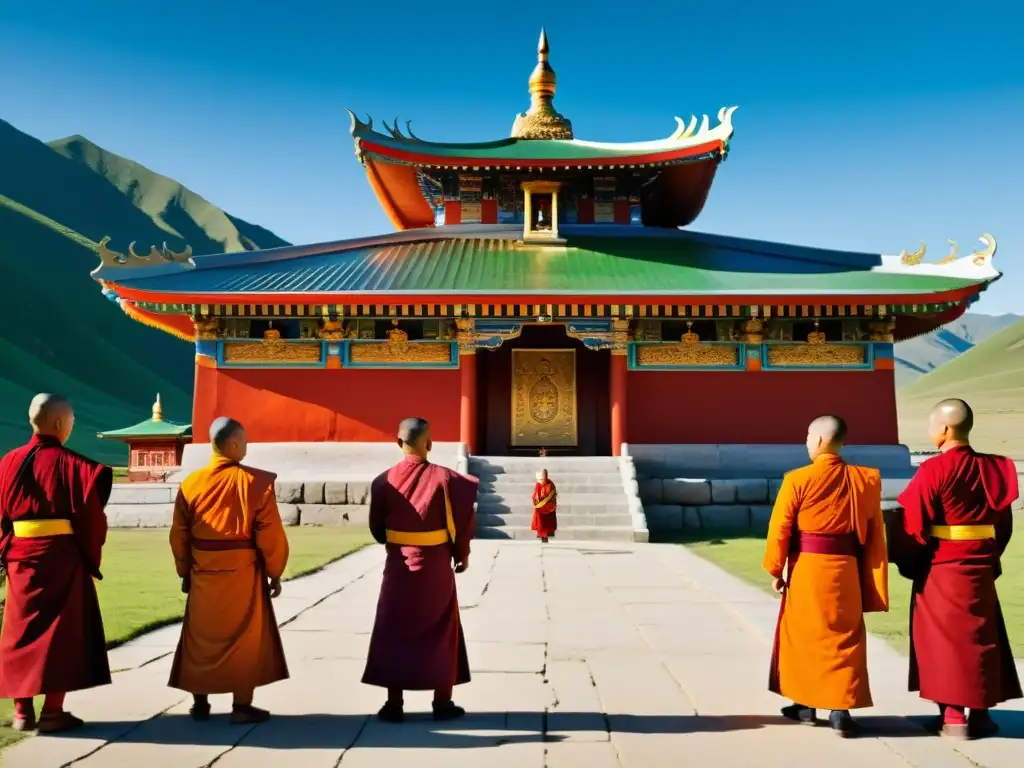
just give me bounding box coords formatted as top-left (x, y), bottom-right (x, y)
top-left (97, 237), bottom-right (194, 269)
top-left (898, 233), bottom-right (996, 268)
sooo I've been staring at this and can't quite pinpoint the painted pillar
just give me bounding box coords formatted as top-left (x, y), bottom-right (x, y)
top-left (457, 318), bottom-right (477, 454)
top-left (610, 319), bottom-right (630, 457)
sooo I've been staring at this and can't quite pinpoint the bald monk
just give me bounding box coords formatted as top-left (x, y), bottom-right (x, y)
top-left (168, 417), bottom-right (290, 723)
top-left (764, 415), bottom-right (889, 737)
top-left (0, 394), bottom-right (112, 733)
top-left (363, 417), bottom-right (478, 722)
top-left (531, 469), bottom-right (557, 543)
top-left (892, 399), bottom-right (1021, 739)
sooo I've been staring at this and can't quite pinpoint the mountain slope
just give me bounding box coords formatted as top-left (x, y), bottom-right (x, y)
top-left (894, 313), bottom-right (1020, 386)
top-left (0, 119), bottom-right (289, 464)
top-left (898, 317), bottom-right (1024, 455)
top-left (48, 135), bottom-right (290, 254)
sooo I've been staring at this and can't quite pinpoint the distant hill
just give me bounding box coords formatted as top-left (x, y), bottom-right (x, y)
top-left (898, 317), bottom-right (1024, 456)
top-left (0, 119), bottom-right (289, 464)
top-left (893, 312), bottom-right (1020, 387)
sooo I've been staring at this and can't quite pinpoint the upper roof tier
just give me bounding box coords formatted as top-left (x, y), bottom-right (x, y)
top-left (348, 30), bottom-right (737, 230)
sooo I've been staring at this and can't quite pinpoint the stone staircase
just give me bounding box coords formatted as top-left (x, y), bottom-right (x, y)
top-left (469, 456), bottom-right (637, 541)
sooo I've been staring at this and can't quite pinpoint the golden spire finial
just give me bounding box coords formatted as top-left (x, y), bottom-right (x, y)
top-left (152, 393), bottom-right (164, 422)
top-left (510, 28), bottom-right (573, 140)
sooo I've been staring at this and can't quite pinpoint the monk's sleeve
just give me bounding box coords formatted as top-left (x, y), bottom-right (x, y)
top-left (368, 478), bottom-right (387, 545)
top-left (170, 488), bottom-right (193, 579)
top-left (995, 507), bottom-right (1013, 558)
top-left (254, 484), bottom-right (289, 580)
top-left (892, 463), bottom-right (939, 579)
top-left (762, 474), bottom-right (799, 579)
top-left (860, 475), bottom-right (890, 613)
top-left (73, 464), bottom-right (111, 577)
top-left (449, 472), bottom-right (478, 564)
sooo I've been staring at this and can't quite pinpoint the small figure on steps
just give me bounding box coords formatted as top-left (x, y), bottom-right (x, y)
top-left (531, 469), bottom-right (558, 543)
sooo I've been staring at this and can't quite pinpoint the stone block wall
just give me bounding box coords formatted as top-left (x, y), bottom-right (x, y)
top-left (106, 481), bottom-right (371, 529)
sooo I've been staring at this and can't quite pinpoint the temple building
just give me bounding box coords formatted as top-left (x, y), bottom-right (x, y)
top-left (90, 31), bottom-right (1001, 464)
top-left (97, 394), bottom-right (192, 482)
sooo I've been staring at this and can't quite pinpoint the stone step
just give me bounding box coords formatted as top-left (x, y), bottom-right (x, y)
top-left (470, 457), bottom-right (620, 472)
top-left (479, 481), bottom-right (625, 494)
top-left (474, 525), bottom-right (636, 541)
top-left (474, 472), bottom-right (623, 484)
top-left (477, 512), bottom-right (634, 528)
top-left (477, 502), bottom-right (629, 516)
top-left (477, 491), bottom-right (625, 505)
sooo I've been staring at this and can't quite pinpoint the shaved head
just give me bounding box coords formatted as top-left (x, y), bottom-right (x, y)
top-left (29, 393), bottom-right (74, 443)
top-left (397, 417), bottom-right (431, 457)
top-left (805, 414), bottom-right (847, 460)
top-left (209, 417), bottom-right (247, 461)
top-left (928, 398), bottom-right (973, 450)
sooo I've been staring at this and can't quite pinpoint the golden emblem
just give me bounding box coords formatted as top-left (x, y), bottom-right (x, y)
top-left (511, 349), bottom-right (577, 448)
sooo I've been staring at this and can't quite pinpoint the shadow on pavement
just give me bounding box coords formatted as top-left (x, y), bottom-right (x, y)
top-left (34, 711), bottom-right (849, 749)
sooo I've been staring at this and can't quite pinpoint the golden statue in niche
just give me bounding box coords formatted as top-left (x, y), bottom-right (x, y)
top-left (681, 321), bottom-right (700, 345)
top-left (806, 320), bottom-right (826, 345)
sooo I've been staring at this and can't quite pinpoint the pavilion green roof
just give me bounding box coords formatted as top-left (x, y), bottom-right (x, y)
top-left (97, 418), bottom-right (192, 441)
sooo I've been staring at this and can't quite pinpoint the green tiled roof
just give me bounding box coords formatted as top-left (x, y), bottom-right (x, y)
top-left (97, 418), bottom-right (192, 440)
top-left (113, 229), bottom-right (988, 298)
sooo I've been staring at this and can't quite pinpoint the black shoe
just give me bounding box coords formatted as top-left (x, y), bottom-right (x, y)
top-left (780, 703), bottom-right (817, 725)
top-left (377, 701), bottom-right (404, 723)
top-left (541, 537), bottom-right (549, 543)
top-left (829, 710), bottom-right (861, 738)
top-left (432, 700), bottom-right (466, 721)
top-left (190, 697), bottom-right (211, 722)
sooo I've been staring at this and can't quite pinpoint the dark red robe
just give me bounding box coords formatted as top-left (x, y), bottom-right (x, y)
top-left (0, 434), bottom-right (113, 698)
top-left (893, 446), bottom-right (1022, 709)
top-left (362, 456), bottom-right (478, 691)
top-left (531, 480), bottom-right (557, 538)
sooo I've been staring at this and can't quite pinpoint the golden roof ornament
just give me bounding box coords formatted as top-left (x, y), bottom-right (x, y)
top-left (510, 28), bottom-right (574, 141)
top-left (152, 393), bottom-right (163, 422)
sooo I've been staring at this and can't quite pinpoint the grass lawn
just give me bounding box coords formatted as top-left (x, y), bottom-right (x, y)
top-left (0, 526), bottom-right (373, 749)
top-left (685, 533), bottom-right (1024, 658)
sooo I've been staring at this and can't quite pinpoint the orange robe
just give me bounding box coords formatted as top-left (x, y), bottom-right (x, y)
top-left (763, 453), bottom-right (889, 710)
top-left (168, 456), bottom-right (290, 695)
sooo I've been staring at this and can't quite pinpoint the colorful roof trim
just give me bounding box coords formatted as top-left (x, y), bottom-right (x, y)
top-left (348, 108), bottom-right (737, 169)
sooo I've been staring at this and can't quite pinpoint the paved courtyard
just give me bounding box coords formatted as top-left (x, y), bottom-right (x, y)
top-left (5, 541), bottom-right (1022, 767)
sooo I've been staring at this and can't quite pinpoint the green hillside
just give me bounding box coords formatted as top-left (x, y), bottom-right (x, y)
top-left (893, 312), bottom-right (1020, 386)
top-left (0, 119), bottom-right (289, 464)
top-left (898, 317), bottom-right (1024, 456)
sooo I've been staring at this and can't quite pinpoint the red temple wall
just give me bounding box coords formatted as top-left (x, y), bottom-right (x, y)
top-left (626, 370), bottom-right (899, 445)
top-left (193, 366), bottom-right (462, 443)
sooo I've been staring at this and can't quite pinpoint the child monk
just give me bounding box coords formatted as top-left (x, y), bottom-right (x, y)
top-left (531, 469), bottom-right (557, 543)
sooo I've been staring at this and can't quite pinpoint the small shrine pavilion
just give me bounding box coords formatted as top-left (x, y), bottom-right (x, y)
top-left (89, 31), bottom-right (1002, 459)
top-left (97, 394), bottom-right (192, 481)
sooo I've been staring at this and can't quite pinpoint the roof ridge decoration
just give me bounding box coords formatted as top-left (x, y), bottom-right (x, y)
top-left (510, 28), bottom-right (573, 141)
top-left (897, 233), bottom-right (997, 268)
top-left (95, 236), bottom-right (195, 270)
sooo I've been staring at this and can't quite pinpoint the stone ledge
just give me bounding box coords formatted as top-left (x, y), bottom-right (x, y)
top-left (641, 476), bottom-right (909, 508)
top-left (105, 504), bottom-right (370, 529)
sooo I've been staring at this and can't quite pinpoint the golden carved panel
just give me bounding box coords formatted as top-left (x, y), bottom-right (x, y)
top-left (511, 349), bottom-right (577, 448)
top-left (635, 343), bottom-right (740, 367)
top-left (222, 339), bottom-right (323, 364)
top-left (348, 341), bottom-right (453, 365)
top-left (766, 343), bottom-right (867, 367)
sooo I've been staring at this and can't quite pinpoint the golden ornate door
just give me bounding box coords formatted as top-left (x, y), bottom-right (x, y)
top-left (511, 349), bottom-right (578, 447)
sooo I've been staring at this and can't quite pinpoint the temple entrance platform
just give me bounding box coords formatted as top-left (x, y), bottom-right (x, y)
top-left (6, 540), bottom-right (1020, 767)
top-left (104, 443), bottom-right (915, 538)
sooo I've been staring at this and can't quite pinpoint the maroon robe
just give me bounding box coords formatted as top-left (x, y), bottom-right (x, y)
top-left (362, 456), bottom-right (478, 691)
top-left (0, 434), bottom-right (113, 698)
top-left (893, 446), bottom-right (1021, 709)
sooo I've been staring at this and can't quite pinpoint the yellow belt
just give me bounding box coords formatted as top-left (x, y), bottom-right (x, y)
top-left (534, 489), bottom-right (556, 509)
top-left (13, 519), bottom-right (74, 538)
top-left (930, 524), bottom-right (996, 541)
top-left (385, 482), bottom-right (457, 547)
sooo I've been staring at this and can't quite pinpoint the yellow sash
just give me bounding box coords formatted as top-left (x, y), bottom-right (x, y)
top-left (13, 519), bottom-right (74, 538)
top-left (534, 487), bottom-right (556, 509)
top-left (930, 524), bottom-right (996, 541)
top-left (385, 481), bottom-right (457, 546)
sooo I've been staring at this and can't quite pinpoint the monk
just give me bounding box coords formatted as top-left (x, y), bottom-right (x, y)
top-left (891, 398), bottom-right (1021, 739)
top-left (763, 414), bottom-right (889, 737)
top-left (168, 417), bottom-right (290, 724)
top-left (531, 469), bottom-right (557, 543)
top-left (363, 417), bottom-right (478, 722)
top-left (0, 393), bottom-right (112, 733)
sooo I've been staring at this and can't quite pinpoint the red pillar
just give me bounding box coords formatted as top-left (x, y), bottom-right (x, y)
top-left (610, 351), bottom-right (627, 456)
top-left (459, 350), bottom-right (477, 453)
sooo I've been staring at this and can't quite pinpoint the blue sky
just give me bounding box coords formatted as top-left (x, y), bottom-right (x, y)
top-left (2, 0), bottom-right (1022, 313)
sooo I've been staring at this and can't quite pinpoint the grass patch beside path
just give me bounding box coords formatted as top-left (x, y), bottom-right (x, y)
top-left (0, 527), bottom-right (373, 749)
top-left (684, 533), bottom-right (1024, 658)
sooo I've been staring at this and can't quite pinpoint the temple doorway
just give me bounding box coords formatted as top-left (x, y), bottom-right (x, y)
top-left (475, 324), bottom-right (611, 456)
